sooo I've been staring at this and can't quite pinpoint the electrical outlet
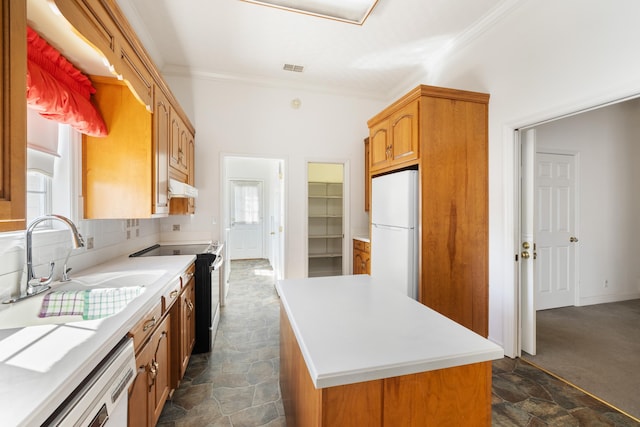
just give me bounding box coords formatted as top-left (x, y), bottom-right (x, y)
top-left (173, 224), bottom-right (181, 231)
top-left (86, 237), bottom-right (94, 250)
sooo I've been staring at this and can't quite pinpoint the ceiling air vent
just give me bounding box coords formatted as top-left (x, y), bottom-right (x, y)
top-left (283, 63), bottom-right (304, 73)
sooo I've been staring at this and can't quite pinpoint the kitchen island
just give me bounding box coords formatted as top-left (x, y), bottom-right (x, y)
top-left (276, 275), bottom-right (503, 426)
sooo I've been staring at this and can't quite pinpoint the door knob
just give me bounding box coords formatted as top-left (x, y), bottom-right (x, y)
top-left (521, 251), bottom-right (530, 259)
top-left (570, 236), bottom-right (579, 243)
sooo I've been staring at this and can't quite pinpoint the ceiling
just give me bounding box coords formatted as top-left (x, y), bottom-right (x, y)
top-left (114, 0), bottom-right (518, 100)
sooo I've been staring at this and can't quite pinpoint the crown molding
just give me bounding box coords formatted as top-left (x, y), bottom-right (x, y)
top-left (161, 64), bottom-right (389, 102)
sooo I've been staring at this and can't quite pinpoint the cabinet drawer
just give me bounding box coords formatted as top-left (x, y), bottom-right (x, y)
top-left (129, 302), bottom-right (163, 352)
top-left (162, 278), bottom-right (181, 313)
top-left (354, 239), bottom-right (370, 253)
top-left (181, 263), bottom-right (196, 287)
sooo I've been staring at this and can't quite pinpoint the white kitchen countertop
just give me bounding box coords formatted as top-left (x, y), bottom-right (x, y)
top-left (276, 275), bottom-right (504, 389)
top-left (0, 254), bottom-right (195, 427)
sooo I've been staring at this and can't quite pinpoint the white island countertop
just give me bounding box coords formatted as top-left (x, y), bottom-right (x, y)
top-left (276, 274), bottom-right (503, 389)
top-left (0, 254), bottom-right (195, 427)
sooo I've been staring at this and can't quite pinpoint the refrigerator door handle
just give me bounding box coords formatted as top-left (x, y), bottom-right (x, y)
top-left (373, 223), bottom-right (411, 231)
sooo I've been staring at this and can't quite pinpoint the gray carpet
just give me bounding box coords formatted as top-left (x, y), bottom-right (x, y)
top-left (522, 299), bottom-right (640, 420)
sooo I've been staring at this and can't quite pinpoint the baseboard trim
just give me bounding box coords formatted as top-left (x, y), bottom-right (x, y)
top-left (578, 292), bottom-right (640, 307)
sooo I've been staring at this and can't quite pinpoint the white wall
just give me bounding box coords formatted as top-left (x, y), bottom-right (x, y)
top-left (398, 0), bottom-right (640, 355)
top-left (534, 99), bottom-right (640, 304)
top-left (161, 76), bottom-right (385, 279)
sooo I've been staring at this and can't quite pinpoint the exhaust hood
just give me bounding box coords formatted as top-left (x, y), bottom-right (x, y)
top-left (169, 178), bottom-right (198, 198)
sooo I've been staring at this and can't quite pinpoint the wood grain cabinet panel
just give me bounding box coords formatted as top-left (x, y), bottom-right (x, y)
top-left (153, 87), bottom-right (170, 216)
top-left (353, 239), bottom-right (370, 275)
top-left (82, 78), bottom-right (154, 219)
top-left (0, 0), bottom-right (26, 232)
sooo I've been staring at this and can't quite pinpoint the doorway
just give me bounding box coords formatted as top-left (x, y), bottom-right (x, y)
top-left (229, 180), bottom-right (264, 259)
top-left (516, 97), bottom-right (640, 358)
top-left (306, 161), bottom-right (348, 278)
top-left (223, 156), bottom-right (286, 281)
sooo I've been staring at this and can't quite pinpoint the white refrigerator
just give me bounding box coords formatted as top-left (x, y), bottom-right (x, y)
top-left (370, 170), bottom-right (419, 299)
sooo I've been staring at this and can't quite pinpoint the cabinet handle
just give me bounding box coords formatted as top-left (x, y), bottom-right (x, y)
top-left (170, 290), bottom-right (179, 299)
top-left (143, 316), bottom-right (157, 332)
top-left (187, 300), bottom-right (194, 312)
top-left (147, 359), bottom-right (158, 390)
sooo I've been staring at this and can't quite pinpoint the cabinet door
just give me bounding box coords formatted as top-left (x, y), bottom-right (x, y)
top-left (128, 342), bottom-right (152, 427)
top-left (363, 250), bottom-right (371, 275)
top-left (180, 277), bottom-right (196, 377)
top-left (187, 135), bottom-right (196, 214)
top-left (389, 100), bottom-right (419, 164)
top-left (354, 250), bottom-right (364, 275)
top-left (169, 111), bottom-right (183, 175)
top-left (153, 88), bottom-right (170, 216)
top-left (364, 138), bottom-right (370, 212)
top-left (369, 121), bottom-right (390, 173)
top-left (169, 110), bottom-right (189, 177)
top-left (150, 314), bottom-right (171, 426)
top-left (0, 0), bottom-right (26, 232)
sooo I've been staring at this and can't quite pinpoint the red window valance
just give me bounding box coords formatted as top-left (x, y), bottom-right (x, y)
top-left (26, 26), bottom-right (108, 137)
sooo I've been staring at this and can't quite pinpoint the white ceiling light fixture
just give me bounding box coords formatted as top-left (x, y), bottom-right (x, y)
top-left (241, 0), bottom-right (379, 25)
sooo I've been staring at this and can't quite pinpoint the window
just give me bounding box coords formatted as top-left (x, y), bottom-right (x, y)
top-left (26, 108), bottom-right (76, 226)
top-left (231, 181), bottom-right (262, 224)
top-left (26, 169), bottom-right (52, 223)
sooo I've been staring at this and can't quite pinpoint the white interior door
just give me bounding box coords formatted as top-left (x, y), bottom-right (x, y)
top-left (535, 152), bottom-right (577, 310)
top-left (520, 129), bottom-right (536, 356)
top-left (229, 180), bottom-right (263, 259)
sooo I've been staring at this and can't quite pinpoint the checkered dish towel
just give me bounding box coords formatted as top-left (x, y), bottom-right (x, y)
top-left (39, 287), bottom-right (143, 320)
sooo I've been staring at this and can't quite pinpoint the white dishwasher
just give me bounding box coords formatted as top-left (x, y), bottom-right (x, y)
top-left (44, 337), bottom-right (136, 426)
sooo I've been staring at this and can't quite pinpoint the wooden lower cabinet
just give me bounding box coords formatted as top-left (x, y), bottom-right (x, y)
top-left (128, 313), bottom-right (171, 427)
top-left (179, 277), bottom-right (196, 378)
top-left (353, 239), bottom-right (370, 275)
top-left (129, 264), bottom-right (196, 426)
top-left (280, 306), bottom-right (492, 427)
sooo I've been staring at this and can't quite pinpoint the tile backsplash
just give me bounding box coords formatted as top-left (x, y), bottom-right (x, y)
top-left (0, 218), bottom-right (160, 302)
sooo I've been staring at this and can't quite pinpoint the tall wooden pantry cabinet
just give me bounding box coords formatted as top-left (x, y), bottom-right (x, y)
top-left (367, 85), bottom-right (490, 337)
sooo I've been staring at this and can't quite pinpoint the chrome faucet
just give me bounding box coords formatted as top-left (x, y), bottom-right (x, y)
top-left (23, 215), bottom-right (84, 298)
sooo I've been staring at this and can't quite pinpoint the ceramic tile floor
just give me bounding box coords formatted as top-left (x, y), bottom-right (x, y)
top-left (158, 260), bottom-right (639, 427)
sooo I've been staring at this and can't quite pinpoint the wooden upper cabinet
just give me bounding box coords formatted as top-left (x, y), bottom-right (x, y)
top-left (53, 0), bottom-right (119, 63)
top-left (0, 0), bottom-right (26, 232)
top-left (187, 136), bottom-right (195, 214)
top-left (364, 138), bottom-right (370, 212)
top-left (118, 39), bottom-right (153, 111)
top-left (169, 110), bottom-right (189, 178)
top-left (369, 122), bottom-right (389, 172)
top-left (153, 87), bottom-right (170, 216)
top-left (83, 78), bottom-right (154, 219)
top-left (368, 100), bottom-right (419, 174)
top-left (389, 101), bottom-right (419, 163)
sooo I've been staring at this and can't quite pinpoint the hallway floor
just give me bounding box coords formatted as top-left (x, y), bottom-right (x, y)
top-left (158, 259), bottom-right (638, 426)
